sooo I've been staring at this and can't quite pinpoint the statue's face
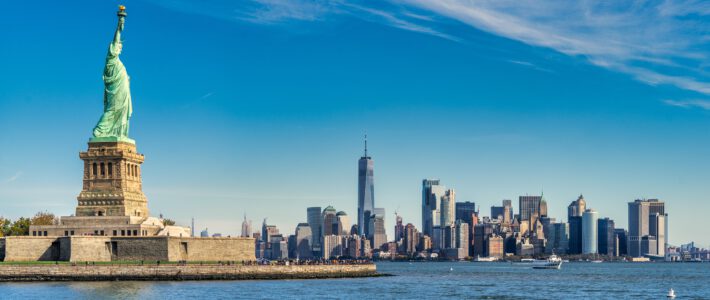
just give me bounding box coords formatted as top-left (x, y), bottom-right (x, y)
top-left (117, 42), bottom-right (123, 54)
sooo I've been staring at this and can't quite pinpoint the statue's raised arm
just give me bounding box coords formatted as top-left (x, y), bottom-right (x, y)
top-left (114, 16), bottom-right (124, 41)
top-left (91, 5), bottom-right (134, 144)
top-left (108, 6), bottom-right (126, 59)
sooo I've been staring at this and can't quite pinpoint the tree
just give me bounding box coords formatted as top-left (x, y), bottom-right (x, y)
top-left (8, 217), bottom-right (31, 236)
top-left (31, 211), bottom-right (56, 226)
top-left (0, 217), bottom-right (11, 237)
top-left (162, 218), bottom-right (176, 226)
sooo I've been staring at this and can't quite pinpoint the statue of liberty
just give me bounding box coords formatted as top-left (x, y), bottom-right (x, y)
top-left (91, 6), bottom-right (133, 143)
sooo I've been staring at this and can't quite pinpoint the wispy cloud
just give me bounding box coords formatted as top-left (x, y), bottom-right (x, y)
top-left (399, 0), bottom-right (710, 95)
top-left (663, 99), bottom-right (710, 110)
top-left (179, 91), bottom-right (217, 109)
top-left (238, 0), bottom-right (338, 24)
top-left (4, 171), bottom-right (22, 184)
top-left (507, 60), bottom-right (553, 73)
top-left (341, 3), bottom-right (459, 41)
top-left (150, 0), bottom-right (710, 96)
top-left (240, 0), bottom-right (458, 40)
top-left (150, 0), bottom-right (457, 40)
top-left (200, 92), bottom-right (215, 100)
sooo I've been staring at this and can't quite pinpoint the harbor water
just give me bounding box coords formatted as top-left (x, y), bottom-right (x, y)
top-left (1, 261), bottom-right (708, 299)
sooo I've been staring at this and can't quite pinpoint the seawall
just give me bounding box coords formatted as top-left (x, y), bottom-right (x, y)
top-left (0, 264), bottom-right (378, 281)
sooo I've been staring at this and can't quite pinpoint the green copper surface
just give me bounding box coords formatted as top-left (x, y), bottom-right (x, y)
top-left (88, 136), bottom-right (135, 144)
top-left (91, 9), bottom-right (133, 144)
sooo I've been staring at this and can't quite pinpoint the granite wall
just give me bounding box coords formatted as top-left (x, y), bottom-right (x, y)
top-left (3, 237), bottom-right (61, 261)
top-left (112, 237), bottom-right (170, 261)
top-left (1, 236), bottom-right (255, 262)
top-left (60, 236), bottom-right (112, 262)
top-left (167, 237), bottom-right (254, 261)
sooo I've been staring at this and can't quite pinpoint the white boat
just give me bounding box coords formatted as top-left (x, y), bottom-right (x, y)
top-left (512, 258), bottom-right (535, 266)
top-left (474, 256), bottom-right (499, 262)
top-left (533, 254), bottom-right (563, 269)
top-left (591, 260), bottom-right (603, 263)
top-left (667, 288), bottom-right (676, 299)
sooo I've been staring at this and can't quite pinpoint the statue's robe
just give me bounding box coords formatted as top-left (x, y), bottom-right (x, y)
top-left (92, 39), bottom-right (132, 138)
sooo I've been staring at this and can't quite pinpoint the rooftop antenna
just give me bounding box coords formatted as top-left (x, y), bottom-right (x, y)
top-left (364, 132), bottom-right (368, 157)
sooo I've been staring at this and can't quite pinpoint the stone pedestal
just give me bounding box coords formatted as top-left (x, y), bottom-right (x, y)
top-left (76, 141), bottom-right (149, 218)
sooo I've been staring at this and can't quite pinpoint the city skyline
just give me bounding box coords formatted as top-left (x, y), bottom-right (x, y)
top-left (2, 1), bottom-right (710, 247)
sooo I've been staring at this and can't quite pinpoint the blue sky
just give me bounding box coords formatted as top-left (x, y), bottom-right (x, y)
top-left (1, 1), bottom-right (709, 245)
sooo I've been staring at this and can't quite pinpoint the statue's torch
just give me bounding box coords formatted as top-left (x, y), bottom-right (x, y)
top-left (117, 5), bottom-right (127, 17)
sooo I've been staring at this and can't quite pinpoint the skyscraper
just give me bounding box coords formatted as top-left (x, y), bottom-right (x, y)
top-left (455, 201), bottom-right (476, 224)
top-left (536, 217), bottom-right (556, 243)
top-left (403, 223), bottom-right (418, 255)
top-left (628, 199), bottom-right (665, 257)
top-left (346, 235), bottom-right (363, 258)
top-left (539, 198), bottom-right (548, 217)
top-left (241, 214), bottom-right (252, 238)
top-left (649, 213), bottom-right (665, 256)
top-left (492, 200), bottom-right (512, 223)
top-left (422, 179), bottom-right (447, 236)
top-left (628, 200), bottom-right (649, 257)
top-left (261, 219), bottom-right (279, 244)
top-left (582, 209), bottom-right (598, 254)
top-left (546, 222), bottom-right (569, 255)
top-left (597, 218), bottom-right (615, 256)
top-left (487, 234), bottom-right (504, 259)
top-left (394, 213), bottom-right (404, 242)
top-left (454, 220), bottom-right (469, 257)
top-left (614, 229), bottom-right (628, 256)
top-left (519, 195), bottom-right (542, 222)
top-left (568, 216), bottom-right (583, 254)
top-left (323, 235), bottom-right (342, 259)
top-left (295, 223), bottom-right (314, 259)
top-left (568, 194), bottom-right (586, 219)
top-left (307, 207), bottom-right (322, 252)
top-left (502, 199), bottom-right (513, 223)
top-left (473, 223), bottom-right (493, 257)
top-left (357, 135), bottom-right (375, 236)
top-left (336, 211), bottom-right (350, 236)
top-left (440, 189), bottom-right (456, 227)
top-left (371, 207), bottom-right (386, 237)
top-left (287, 235), bottom-right (297, 259)
top-left (369, 211), bottom-right (387, 250)
top-left (491, 205), bottom-right (505, 221)
top-left (322, 206), bottom-right (337, 237)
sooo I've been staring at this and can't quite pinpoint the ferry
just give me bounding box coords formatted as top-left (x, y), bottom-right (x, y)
top-left (532, 254), bottom-right (563, 270)
top-left (474, 256), bottom-right (499, 262)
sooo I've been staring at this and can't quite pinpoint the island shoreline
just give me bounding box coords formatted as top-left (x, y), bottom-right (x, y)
top-left (0, 264), bottom-right (380, 282)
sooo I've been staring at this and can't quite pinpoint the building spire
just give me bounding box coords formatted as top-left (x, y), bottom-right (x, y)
top-left (364, 132), bottom-right (368, 157)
